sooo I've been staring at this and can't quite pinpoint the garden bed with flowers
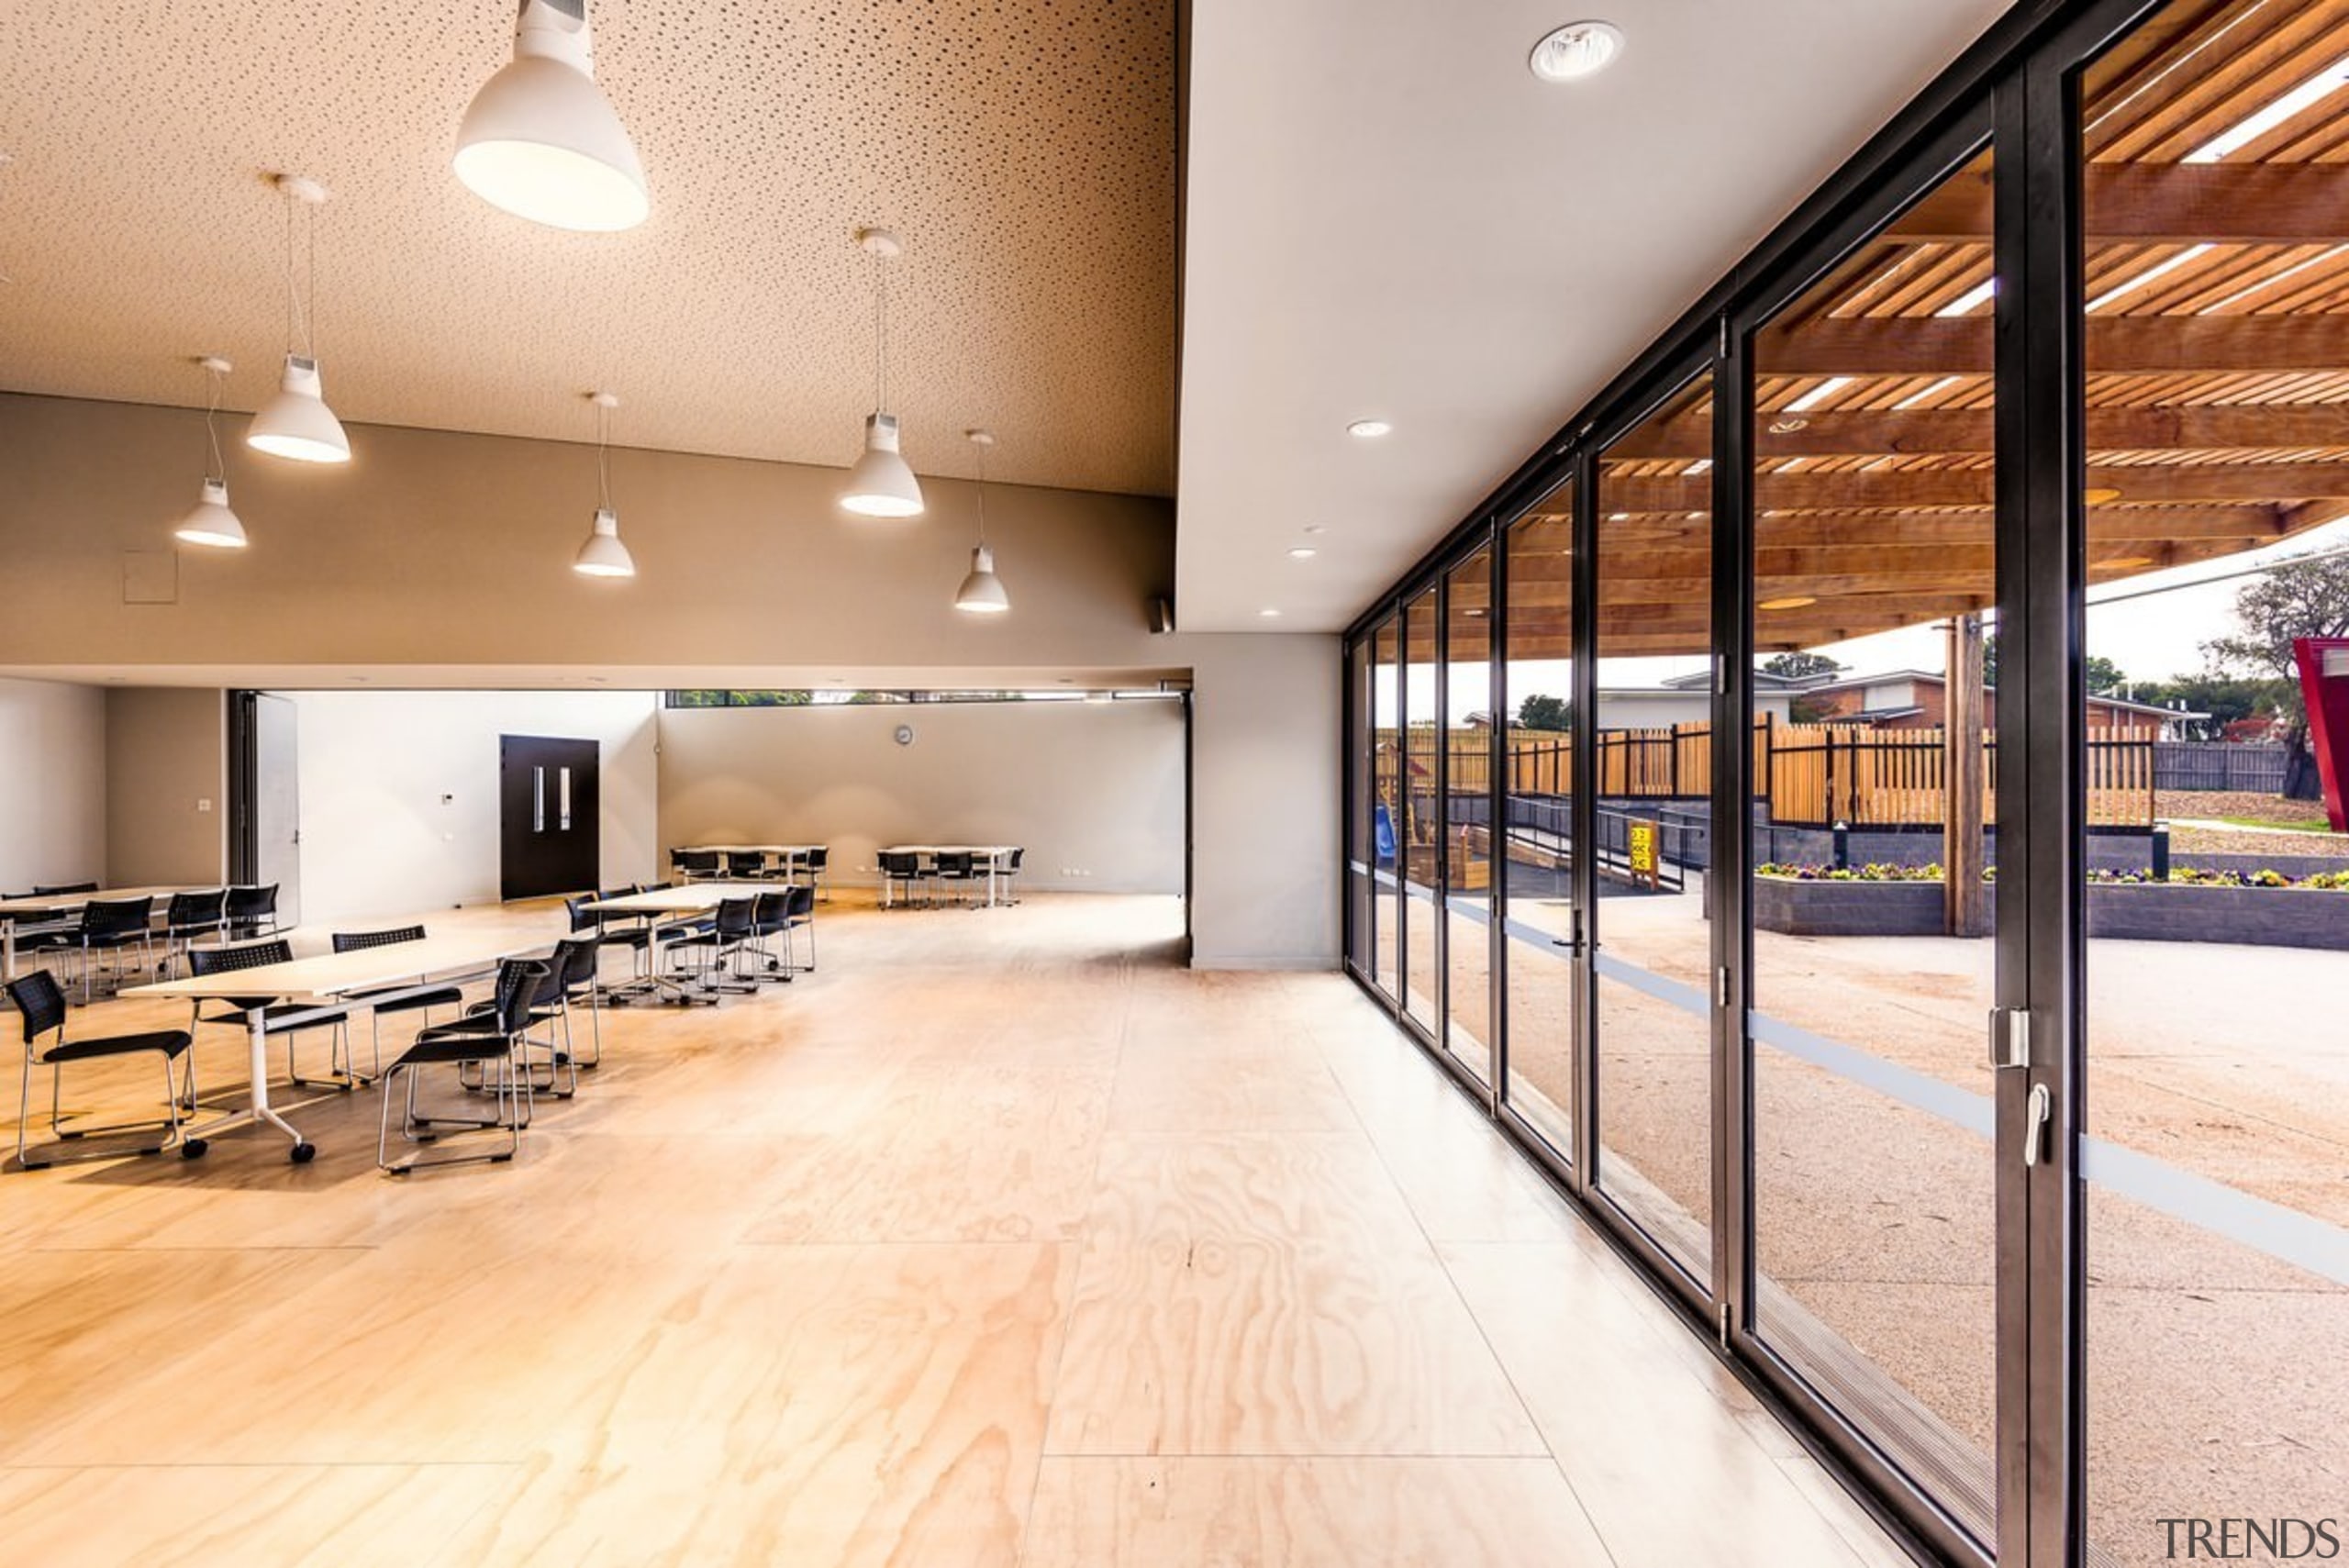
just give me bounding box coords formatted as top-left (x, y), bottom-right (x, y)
top-left (1752, 862), bottom-right (2349, 949)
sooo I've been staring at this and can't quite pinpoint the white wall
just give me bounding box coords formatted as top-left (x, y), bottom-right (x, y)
top-left (1187, 635), bottom-right (1341, 969)
top-left (657, 697), bottom-right (1186, 895)
top-left (0, 677), bottom-right (107, 894)
top-left (284, 690), bottom-right (660, 929)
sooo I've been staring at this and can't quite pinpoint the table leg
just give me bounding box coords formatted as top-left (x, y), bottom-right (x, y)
top-left (181, 1012), bottom-right (317, 1162)
top-left (3, 917), bottom-right (16, 984)
top-left (247, 1013), bottom-right (317, 1161)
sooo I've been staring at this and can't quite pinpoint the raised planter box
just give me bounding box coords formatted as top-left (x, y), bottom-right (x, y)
top-left (1752, 876), bottom-right (1946, 938)
top-left (1754, 877), bottom-right (2349, 950)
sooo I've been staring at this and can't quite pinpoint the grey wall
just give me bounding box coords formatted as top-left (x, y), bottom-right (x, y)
top-left (1186, 635), bottom-right (1341, 969)
top-left (0, 394), bottom-right (1174, 673)
top-left (104, 687), bottom-right (225, 886)
top-left (658, 697), bottom-right (1186, 895)
top-left (0, 676), bottom-right (107, 893)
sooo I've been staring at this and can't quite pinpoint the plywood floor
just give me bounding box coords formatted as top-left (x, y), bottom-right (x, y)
top-left (0, 895), bottom-right (1912, 1567)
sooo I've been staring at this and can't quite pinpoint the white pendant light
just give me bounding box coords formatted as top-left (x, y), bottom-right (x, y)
top-left (175, 356), bottom-right (249, 550)
top-left (455, 0), bottom-right (649, 233)
top-left (573, 391), bottom-right (637, 578)
top-left (841, 228), bottom-right (925, 517)
top-left (247, 175), bottom-right (351, 465)
top-left (954, 428), bottom-right (1010, 614)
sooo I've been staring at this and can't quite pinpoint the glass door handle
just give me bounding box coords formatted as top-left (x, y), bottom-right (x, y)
top-left (2022, 1083), bottom-right (2053, 1168)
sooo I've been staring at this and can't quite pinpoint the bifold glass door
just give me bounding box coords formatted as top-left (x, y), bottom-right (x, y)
top-left (1742, 144), bottom-right (2003, 1553)
top-left (1501, 480), bottom-right (1580, 1159)
top-left (1591, 374), bottom-right (1719, 1290)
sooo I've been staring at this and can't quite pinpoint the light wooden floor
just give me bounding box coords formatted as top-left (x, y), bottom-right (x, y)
top-left (0, 895), bottom-right (1915, 1566)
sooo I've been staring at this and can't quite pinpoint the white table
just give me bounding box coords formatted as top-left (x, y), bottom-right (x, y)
top-left (583, 883), bottom-right (777, 1002)
top-left (0, 885), bottom-right (212, 986)
top-left (883, 846), bottom-right (1018, 907)
top-left (123, 917), bottom-right (561, 1162)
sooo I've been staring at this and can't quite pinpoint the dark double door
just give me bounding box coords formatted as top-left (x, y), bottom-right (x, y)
top-left (500, 735), bottom-right (599, 901)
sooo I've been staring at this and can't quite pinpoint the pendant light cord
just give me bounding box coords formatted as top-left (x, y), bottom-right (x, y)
top-left (974, 439), bottom-right (988, 547)
top-left (872, 249), bottom-right (888, 415)
top-left (596, 399), bottom-right (613, 511)
top-left (282, 192), bottom-right (316, 360)
top-left (203, 363), bottom-right (225, 484)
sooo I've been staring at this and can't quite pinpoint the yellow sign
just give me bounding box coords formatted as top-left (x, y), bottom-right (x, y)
top-left (1627, 820), bottom-right (1660, 887)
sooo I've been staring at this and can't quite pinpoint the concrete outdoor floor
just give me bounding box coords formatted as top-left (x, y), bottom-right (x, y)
top-left (1375, 876), bottom-right (2348, 1567)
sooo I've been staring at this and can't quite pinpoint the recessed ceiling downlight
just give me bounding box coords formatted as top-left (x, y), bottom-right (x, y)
top-left (1530, 21), bottom-right (1624, 83)
top-left (1346, 419), bottom-right (1392, 439)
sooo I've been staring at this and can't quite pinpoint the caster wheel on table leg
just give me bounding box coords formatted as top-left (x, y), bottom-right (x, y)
top-left (181, 1139), bottom-right (208, 1160)
top-left (290, 1142), bottom-right (317, 1164)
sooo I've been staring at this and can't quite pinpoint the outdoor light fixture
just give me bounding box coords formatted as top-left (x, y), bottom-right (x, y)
top-left (1758, 595), bottom-right (1818, 611)
top-left (455, 0), bottom-right (649, 232)
top-left (841, 228), bottom-right (925, 517)
top-left (247, 175), bottom-right (351, 464)
top-left (175, 356), bottom-right (249, 549)
top-left (573, 391), bottom-right (637, 577)
top-left (953, 428), bottom-right (1009, 614)
top-left (1529, 21), bottom-right (1625, 83)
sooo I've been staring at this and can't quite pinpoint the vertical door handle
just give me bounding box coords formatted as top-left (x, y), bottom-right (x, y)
top-left (2021, 1083), bottom-right (2053, 1168)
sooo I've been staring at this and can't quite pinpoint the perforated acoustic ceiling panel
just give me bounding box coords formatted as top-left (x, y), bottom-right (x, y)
top-left (0, 0), bottom-right (1176, 495)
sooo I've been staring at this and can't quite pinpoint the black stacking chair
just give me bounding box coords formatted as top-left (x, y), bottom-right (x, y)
top-left (332, 927), bottom-right (466, 1081)
top-left (32, 882), bottom-right (98, 896)
top-left (674, 897), bottom-right (758, 996)
top-left (63, 895), bottom-right (159, 1003)
top-left (878, 851), bottom-right (924, 908)
top-left (570, 891), bottom-right (652, 998)
top-left (998, 847), bottom-right (1024, 906)
top-left (224, 884), bottom-right (282, 940)
top-left (748, 890), bottom-right (792, 982)
top-left (161, 889), bottom-right (228, 977)
top-left (378, 957), bottom-right (548, 1173)
top-left (780, 884), bottom-right (816, 973)
top-left (933, 851), bottom-right (981, 908)
top-left (803, 847), bottom-right (829, 901)
top-left (7, 968), bottom-right (199, 1169)
top-left (185, 940), bottom-right (355, 1091)
top-left (675, 850), bottom-right (722, 882)
top-left (724, 851), bottom-right (767, 881)
top-left (552, 935), bottom-right (604, 1072)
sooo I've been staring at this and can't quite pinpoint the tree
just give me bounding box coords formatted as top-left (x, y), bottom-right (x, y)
top-left (1516, 694), bottom-right (1573, 731)
top-left (1979, 634), bottom-right (2122, 694)
top-left (2131, 673), bottom-right (2292, 736)
top-left (2203, 551), bottom-right (2349, 688)
top-left (1761, 651), bottom-right (1842, 679)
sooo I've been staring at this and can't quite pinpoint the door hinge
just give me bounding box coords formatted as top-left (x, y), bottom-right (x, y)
top-left (1718, 1300), bottom-right (1731, 1349)
top-left (1989, 1006), bottom-right (2031, 1070)
top-left (1715, 967), bottom-right (1731, 1008)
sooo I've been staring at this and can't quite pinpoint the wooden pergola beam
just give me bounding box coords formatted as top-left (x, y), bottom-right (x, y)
top-left (1887, 162), bottom-right (2349, 243)
top-left (1577, 507), bottom-right (2293, 550)
top-left (1609, 402), bottom-right (2349, 460)
top-left (1594, 462), bottom-right (2349, 513)
top-left (1765, 315), bottom-right (2349, 376)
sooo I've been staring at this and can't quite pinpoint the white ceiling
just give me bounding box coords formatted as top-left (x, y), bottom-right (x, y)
top-left (1174, 0), bottom-right (2015, 631)
top-left (0, 0), bottom-right (1175, 495)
